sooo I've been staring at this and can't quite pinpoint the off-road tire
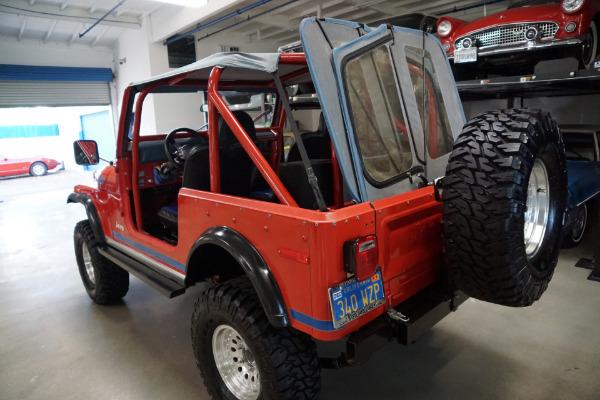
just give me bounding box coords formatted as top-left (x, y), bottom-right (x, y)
top-left (563, 204), bottom-right (588, 248)
top-left (30, 162), bottom-right (47, 176)
top-left (191, 277), bottom-right (321, 400)
top-left (74, 220), bottom-right (129, 304)
top-left (442, 109), bottom-right (567, 306)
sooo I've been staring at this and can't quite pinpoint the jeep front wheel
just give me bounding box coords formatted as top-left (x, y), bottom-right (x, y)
top-left (442, 109), bottom-right (567, 306)
top-left (74, 220), bottom-right (129, 304)
top-left (191, 277), bottom-right (320, 400)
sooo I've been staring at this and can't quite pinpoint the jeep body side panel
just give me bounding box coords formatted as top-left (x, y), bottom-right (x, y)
top-left (67, 191), bottom-right (105, 242)
top-left (177, 189), bottom-right (377, 341)
top-left (186, 225), bottom-right (290, 328)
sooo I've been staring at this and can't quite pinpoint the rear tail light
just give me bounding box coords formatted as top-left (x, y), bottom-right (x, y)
top-left (344, 235), bottom-right (378, 282)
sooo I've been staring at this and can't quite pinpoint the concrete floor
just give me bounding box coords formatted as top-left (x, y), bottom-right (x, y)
top-left (1, 170), bottom-right (599, 400)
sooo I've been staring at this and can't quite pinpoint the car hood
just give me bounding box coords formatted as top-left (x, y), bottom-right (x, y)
top-left (454, 3), bottom-right (562, 33)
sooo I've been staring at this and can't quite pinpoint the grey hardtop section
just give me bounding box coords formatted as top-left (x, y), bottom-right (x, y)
top-left (300, 18), bottom-right (369, 202)
top-left (131, 52), bottom-right (306, 90)
top-left (300, 17), bottom-right (465, 203)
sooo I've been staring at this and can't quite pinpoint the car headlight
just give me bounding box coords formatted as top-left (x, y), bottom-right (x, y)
top-left (562, 0), bottom-right (585, 13)
top-left (438, 20), bottom-right (452, 37)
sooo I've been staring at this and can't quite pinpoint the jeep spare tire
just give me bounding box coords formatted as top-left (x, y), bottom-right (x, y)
top-left (442, 109), bottom-right (567, 306)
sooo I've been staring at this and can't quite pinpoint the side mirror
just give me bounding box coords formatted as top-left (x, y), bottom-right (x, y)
top-left (73, 140), bottom-right (100, 165)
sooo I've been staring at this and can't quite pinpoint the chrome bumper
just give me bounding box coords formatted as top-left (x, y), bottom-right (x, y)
top-left (448, 36), bottom-right (583, 60)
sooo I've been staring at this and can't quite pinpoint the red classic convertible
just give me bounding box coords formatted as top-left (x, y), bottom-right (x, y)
top-left (437, 0), bottom-right (600, 78)
top-left (0, 155), bottom-right (62, 178)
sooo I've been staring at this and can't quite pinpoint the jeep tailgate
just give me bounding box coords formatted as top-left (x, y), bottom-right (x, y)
top-left (371, 186), bottom-right (443, 309)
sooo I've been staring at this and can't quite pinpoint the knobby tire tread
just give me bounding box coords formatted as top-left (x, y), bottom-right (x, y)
top-left (74, 220), bottom-right (129, 304)
top-left (191, 277), bottom-right (321, 400)
top-left (442, 108), bottom-right (566, 306)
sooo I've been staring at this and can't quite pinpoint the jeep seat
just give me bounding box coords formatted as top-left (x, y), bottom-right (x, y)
top-left (157, 111), bottom-right (257, 233)
top-left (286, 113), bottom-right (331, 162)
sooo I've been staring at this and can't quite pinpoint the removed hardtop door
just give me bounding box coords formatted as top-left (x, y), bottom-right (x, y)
top-left (300, 17), bottom-right (465, 203)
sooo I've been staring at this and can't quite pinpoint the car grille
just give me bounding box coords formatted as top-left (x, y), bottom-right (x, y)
top-left (454, 22), bottom-right (559, 50)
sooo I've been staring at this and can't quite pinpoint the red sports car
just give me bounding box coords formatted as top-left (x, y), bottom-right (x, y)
top-left (437, 0), bottom-right (600, 77)
top-left (0, 155), bottom-right (63, 178)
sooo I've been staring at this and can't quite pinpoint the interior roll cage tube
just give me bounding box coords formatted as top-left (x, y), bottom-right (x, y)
top-left (273, 70), bottom-right (328, 212)
top-left (126, 53), bottom-right (344, 226)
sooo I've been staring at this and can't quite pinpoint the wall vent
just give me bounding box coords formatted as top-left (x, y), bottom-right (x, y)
top-left (219, 45), bottom-right (240, 52)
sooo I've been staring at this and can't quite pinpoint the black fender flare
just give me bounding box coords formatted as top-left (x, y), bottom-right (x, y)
top-left (187, 226), bottom-right (290, 328)
top-left (67, 192), bottom-right (105, 243)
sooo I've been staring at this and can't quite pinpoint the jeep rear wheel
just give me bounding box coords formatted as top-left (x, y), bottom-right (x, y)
top-left (74, 220), bottom-right (129, 304)
top-left (442, 109), bottom-right (567, 306)
top-left (191, 277), bottom-right (320, 400)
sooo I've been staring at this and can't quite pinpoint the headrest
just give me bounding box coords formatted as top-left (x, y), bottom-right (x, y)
top-left (316, 112), bottom-right (329, 136)
top-left (218, 111), bottom-right (256, 149)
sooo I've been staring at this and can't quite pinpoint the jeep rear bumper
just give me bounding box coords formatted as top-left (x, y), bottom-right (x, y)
top-left (320, 283), bottom-right (469, 368)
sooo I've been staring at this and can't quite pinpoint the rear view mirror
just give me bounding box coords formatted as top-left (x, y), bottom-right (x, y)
top-left (74, 140), bottom-right (100, 165)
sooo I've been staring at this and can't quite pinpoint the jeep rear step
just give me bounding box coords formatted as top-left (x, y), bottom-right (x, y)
top-left (99, 246), bottom-right (186, 298)
top-left (321, 284), bottom-right (468, 368)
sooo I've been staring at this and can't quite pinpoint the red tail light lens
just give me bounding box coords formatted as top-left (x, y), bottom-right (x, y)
top-left (344, 235), bottom-right (378, 281)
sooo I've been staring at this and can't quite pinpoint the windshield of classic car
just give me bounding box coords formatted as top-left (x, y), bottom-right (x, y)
top-left (220, 91), bottom-right (277, 128)
top-left (562, 132), bottom-right (597, 161)
top-left (344, 44), bottom-right (413, 185)
top-left (134, 91), bottom-right (206, 137)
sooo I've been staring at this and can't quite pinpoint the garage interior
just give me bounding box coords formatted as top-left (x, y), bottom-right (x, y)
top-left (1, 1), bottom-right (600, 399)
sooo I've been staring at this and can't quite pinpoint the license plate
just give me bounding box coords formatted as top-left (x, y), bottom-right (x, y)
top-left (328, 270), bottom-right (385, 329)
top-left (454, 47), bottom-right (477, 63)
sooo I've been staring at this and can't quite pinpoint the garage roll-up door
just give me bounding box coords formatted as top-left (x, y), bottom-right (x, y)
top-left (0, 64), bottom-right (113, 107)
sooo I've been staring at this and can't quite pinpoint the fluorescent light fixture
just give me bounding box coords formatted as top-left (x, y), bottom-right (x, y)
top-left (151, 0), bottom-right (207, 7)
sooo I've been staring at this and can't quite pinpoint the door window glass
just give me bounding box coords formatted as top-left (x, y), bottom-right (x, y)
top-left (405, 46), bottom-right (454, 159)
top-left (344, 45), bottom-right (412, 185)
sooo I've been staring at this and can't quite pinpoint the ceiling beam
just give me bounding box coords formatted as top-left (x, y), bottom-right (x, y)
top-left (342, 0), bottom-right (394, 16)
top-left (44, 20), bottom-right (59, 43)
top-left (0, 0), bottom-right (140, 29)
top-left (60, 1), bottom-right (69, 11)
top-left (68, 23), bottom-right (82, 46)
top-left (18, 16), bottom-right (28, 41)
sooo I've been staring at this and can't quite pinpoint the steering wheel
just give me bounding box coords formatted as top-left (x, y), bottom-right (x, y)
top-left (164, 127), bottom-right (203, 170)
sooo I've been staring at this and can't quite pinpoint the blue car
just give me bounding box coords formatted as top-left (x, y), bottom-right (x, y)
top-left (561, 125), bottom-right (600, 247)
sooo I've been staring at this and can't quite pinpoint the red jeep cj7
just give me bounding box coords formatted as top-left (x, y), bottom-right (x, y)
top-left (69, 18), bottom-right (567, 399)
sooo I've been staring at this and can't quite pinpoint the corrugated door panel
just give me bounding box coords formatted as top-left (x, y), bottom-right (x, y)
top-left (80, 110), bottom-right (115, 171)
top-left (0, 81), bottom-right (110, 107)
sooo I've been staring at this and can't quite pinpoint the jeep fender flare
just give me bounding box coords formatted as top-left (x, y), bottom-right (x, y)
top-left (67, 192), bottom-right (105, 243)
top-left (187, 226), bottom-right (290, 328)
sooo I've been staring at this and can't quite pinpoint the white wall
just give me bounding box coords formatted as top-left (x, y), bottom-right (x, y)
top-left (0, 36), bottom-right (113, 68)
top-left (113, 14), bottom-right (281, 136)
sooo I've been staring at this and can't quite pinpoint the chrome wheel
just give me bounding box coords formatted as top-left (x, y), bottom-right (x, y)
top-left (212, 325), bottom-right (260, 400)
top-left (31, 163), bottom-right (46, 176)
top-left (571, 205), bottom-right (588, 243)
top-left (81, 242), bottom-right (96, 288)
top-left (524, 159), bottom-right (550, 258)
